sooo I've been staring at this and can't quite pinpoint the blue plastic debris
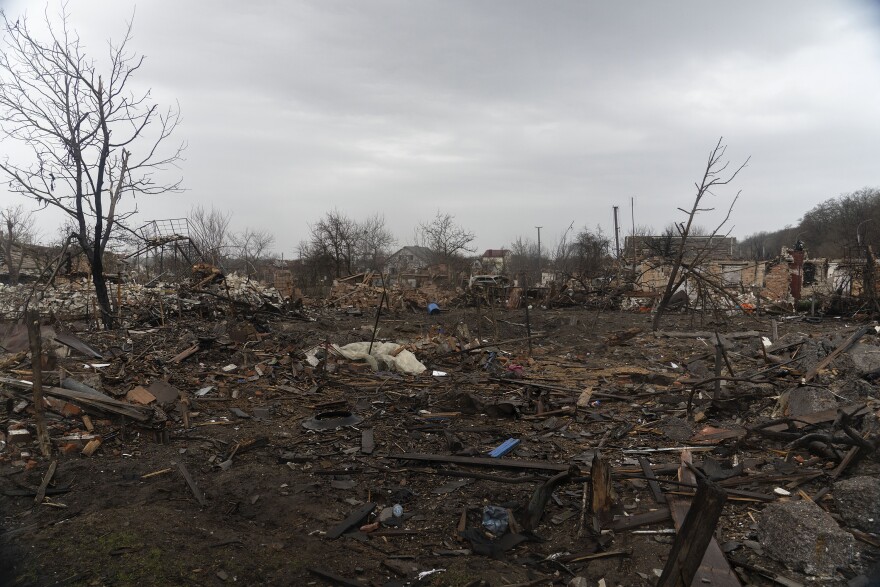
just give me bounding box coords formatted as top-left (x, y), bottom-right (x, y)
top-left (489, 438), bottom-right (520, 458)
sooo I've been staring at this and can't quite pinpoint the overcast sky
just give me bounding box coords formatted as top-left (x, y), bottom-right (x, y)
top-left (2, 1), bottom-right (880, 256)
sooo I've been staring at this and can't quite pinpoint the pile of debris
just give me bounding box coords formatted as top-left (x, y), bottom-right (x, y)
top-left (0, 270), bottom-right (298, 327)
top-left (2, 289), bottom-right (880, 585)
top-left (326, 273), bottom-right (460, 312)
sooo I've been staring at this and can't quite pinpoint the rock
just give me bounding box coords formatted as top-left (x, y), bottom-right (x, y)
top-left (832, 377), bottom-right (876, 400)
top-left (835, 476), bottom-right (880, 533)
top-left (783, 387), bottom-right (838, 417)
top-left (758, 500), bottom-right (855, 577)
top-left (567, 578), bottom-right (589, 587)
top-left (849, 343), bottom-right (880, 375)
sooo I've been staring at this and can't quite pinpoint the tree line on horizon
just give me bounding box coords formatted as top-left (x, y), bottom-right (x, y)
top-left (738, 187), bottom-right (880, 261)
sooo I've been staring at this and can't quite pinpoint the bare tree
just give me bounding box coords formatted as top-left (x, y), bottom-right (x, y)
top-left (652, 138), bottom-right (748, 331)
top-left (551, 222), bottom-right (576, 274)
top-left (188, 205), bottom-right (231, 266)
top-left (561, 226), bottom-right (612, 290)
top-left (309, 209), bottom-right (358, 278)
top-left (296, 238), bottom-right (334, 287)
top-left (0, 204), bottom-right (38, 285)
top-left (506, 236), bottom-right (538, 277)
top-left (0, 8), bottom-right (184, 327)
top-left (356, 213), bottom-right (395, 271)
top-left (417, 211), bottom-right (476, 268)
top-left (231, 228), bottom-right (275, 278)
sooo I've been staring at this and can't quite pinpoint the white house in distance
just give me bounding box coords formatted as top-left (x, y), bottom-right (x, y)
top-left (385, 245), bottom-right (435, 286)
top-left (480, 249), bottom-right (510, 274)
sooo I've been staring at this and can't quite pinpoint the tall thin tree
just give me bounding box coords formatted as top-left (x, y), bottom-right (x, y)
top-left (0, 7), bottom-right (184, 327)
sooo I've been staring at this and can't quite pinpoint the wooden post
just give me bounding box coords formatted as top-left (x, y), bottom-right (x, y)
top-left (33, 460), bottom-right (57, 505)
top-left (116, 273), bottom-right (122, 322)
top-left (771, 319), bottom-right (778, 343)
top-left (368, 290), bottom-right (386, 355)
top-left (714, 331), bottom-right (736, 377)
top-left (713, 343), bottom-right (723, 405)
top-left (577, 480), bottom-right (589, 537)
top-left (475, 296), bottom-right (482, 342)
top-left (26, 309), bottom-right (51, 457)
top-left (591, 451), bottom-right (614, 532)
top-left (524, 300), bottom-right (533, 356)
top-left (657, 478), bottom-right (727, 587)
top-left (489, 290), bottom-right (499, 340)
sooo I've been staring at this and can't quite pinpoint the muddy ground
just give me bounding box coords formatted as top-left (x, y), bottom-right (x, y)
top-left (1, 303), bottom-right (879, 586)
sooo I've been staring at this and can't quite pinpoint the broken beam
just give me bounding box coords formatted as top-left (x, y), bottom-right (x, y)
top-left (388, 452), bottom-right (570, 472)
top-left (665, 450), bottom-right (741, 587)
top-left (326, 502), bottom-right (376, 540)
top-left (177, 461), bottom-right (207, 507)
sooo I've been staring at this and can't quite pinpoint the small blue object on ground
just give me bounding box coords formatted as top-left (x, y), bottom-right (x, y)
top-left (488, 438), bottom-right (520, 458)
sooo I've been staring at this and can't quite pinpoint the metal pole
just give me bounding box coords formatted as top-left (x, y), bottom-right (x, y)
top-left (630, 197), bottom-right (636, 270)
top-left (613, 206), bottom-right (620, 258)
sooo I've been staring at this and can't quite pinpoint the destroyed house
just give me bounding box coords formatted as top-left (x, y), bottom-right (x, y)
top-left (0, 241), bottom-right (51, 282)
top-left (385, 246), bottom-right (441, 286)
top-left (479, 249), bottom-right (510, 274)
top-left (386, 246), bottom-right (434, 274)
top-left (625, 235), bottom-right (737, 261)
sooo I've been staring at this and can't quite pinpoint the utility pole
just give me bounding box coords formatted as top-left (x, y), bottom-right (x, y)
top-left (630, 197), bottom-right (636, 270)
top-left (535, 226), bottom-right (542, 285)
top-left (612, 206), bottom-right (621, 258)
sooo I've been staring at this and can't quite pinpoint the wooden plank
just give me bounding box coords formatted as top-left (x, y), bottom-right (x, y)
top-left (612, 507), bottom-right (671, 531)
top-left (54, 331), bottom-right (104, 359)
top-left (639, 456), bottom-right (667, 504)
top-left (33, 460), bottom-right (57, 506)
top-left (831, 446), bottom-right (861, 480)
top-left (126, 386), bottom-right (156, 405)
top-left (659, 478), bottom-right (727, 587)
top-left (591, 452), bottom-right (614, 531)
top-left (169, 344), bottom-right (200, 364)
top-left (81, 438), bottom-right (102, 456)
top-left (666, 451), bottom-right (741, 587)
top-left (326, 502), bottom-right (376, 540)
top-left (0, 377), bottom-right (153, 422)
top-left (654, 330), bottom-right (762, 340)
top-left (177, 461), bottom-right (207, 507)
top-left (389, 452), bottom-right (569, 472)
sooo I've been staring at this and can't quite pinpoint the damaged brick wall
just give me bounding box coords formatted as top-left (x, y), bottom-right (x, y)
top-left (763, 262), bottom-right (790, 300)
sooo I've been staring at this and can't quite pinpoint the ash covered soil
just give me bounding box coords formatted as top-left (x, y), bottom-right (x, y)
top-left (2, 305), bottom-right (880, 586)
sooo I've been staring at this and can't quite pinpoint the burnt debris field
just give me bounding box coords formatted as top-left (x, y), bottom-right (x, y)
top-left (2, 274), bottom-right (880, 587)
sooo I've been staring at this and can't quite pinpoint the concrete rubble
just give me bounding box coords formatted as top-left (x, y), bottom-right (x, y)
top-left (835, 476), bottom-right (880, 534)
top-left (758, 499), bottom-right (856, 577)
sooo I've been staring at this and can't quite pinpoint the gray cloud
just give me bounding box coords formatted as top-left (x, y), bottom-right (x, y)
top-left (2, 0), bottom-right (880, 254)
